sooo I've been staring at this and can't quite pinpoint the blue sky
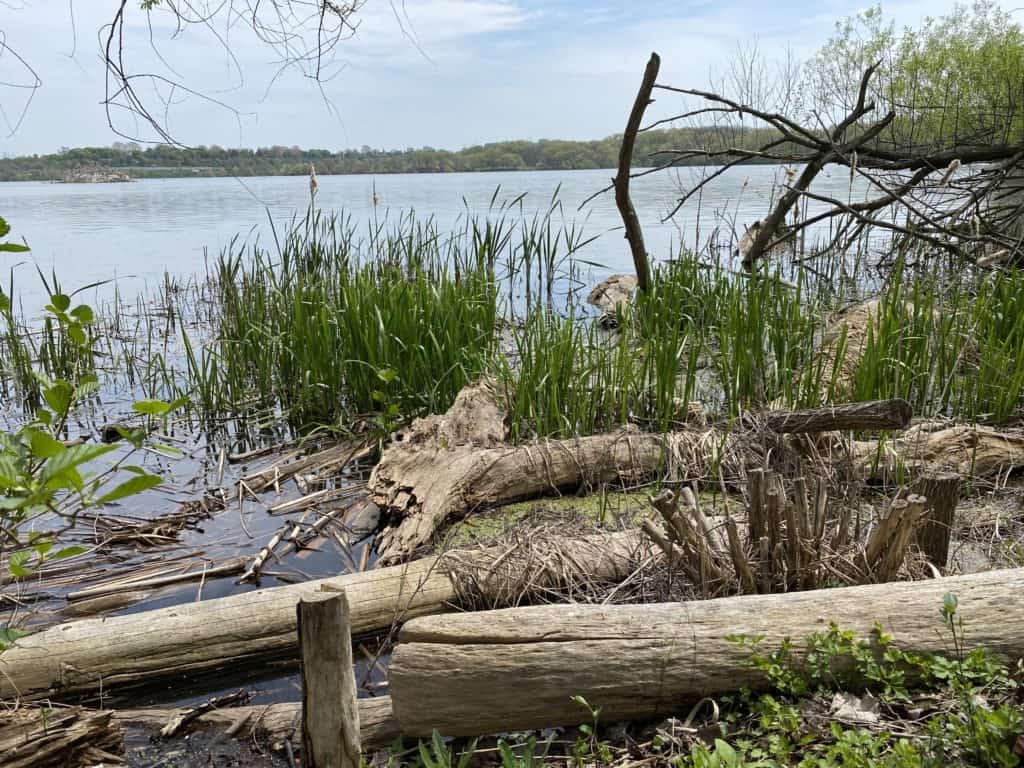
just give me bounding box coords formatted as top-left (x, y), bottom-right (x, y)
top-left (0, 0), bottom-right (1015, 155)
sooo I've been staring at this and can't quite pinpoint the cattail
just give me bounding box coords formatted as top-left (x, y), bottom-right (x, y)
top-left (977, 249), bottom-right (1009, 269)
top-left (309, 163), bottom-right (319, 198)
top-left (849, 150), bottom-right (857, 180)
top-left (939, 158), bottom-right (961, 187)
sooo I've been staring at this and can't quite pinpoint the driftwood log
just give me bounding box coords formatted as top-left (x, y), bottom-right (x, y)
top-left (370, 382), bottom-right (914, 561)
top-left (113, 696), bottom-right (399, 750)
top-left (0, 530), bottom-right (646, 700)
top-left (390, 567), bottom-right (1024, 738)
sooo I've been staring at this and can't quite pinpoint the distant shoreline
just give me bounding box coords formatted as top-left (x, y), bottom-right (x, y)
top-left (1, 158), bottom-right (785, 183)
top-left (0, 128), bottom-right (789, 182)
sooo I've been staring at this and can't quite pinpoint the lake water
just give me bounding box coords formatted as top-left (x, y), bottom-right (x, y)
top-left (1, 165), bottom-right (871, 308)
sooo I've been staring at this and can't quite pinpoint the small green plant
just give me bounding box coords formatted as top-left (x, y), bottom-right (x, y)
top-left (497, 735), bottom-right (542, 768)
top-left (415, 731), bottom-right (477, 768)
top-left (705, 603), bottom-right (1023, 768)
top-left (0, 216), bottom-right (184, 651)
top-left (569, 694), bottom-right (612, 764)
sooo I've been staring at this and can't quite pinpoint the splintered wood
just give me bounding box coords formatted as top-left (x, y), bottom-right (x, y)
top-left (0, 707), bottom-right (124, 768)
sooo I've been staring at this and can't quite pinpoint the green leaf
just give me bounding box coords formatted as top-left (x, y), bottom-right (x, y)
top-left (51, 546), bottom-right (86, 561)
top-left (40, 443), bottom-right (114, 483)
top-left (8, 550), bottom-right (33, 578)
top-left (50, 293), bottom-right (71, 312)
top-left (70, 304), bottom-right (95, 324)
top-left (713, 740), bottom-right (738, 764)
top-left (67, 324), bottom-right (87, 345)
top-left (28, 429), bottom-right (66, 459)
top-left (0, 627), bottom-right (29, 651)
top-left (32, 540), bottom-right (52, 557)
top-left (0, 456), bottom-right (26, 489)
top-left (376, 367), bottom-right (399, 383)
top-left (132, 398), bottom-right (172, 416)
top-left (94, 474), bottom-right (163, 505)
top-left (0, 496), bottom-right (29, 511)
top-left (0, 217), bottom-right (9, 238)
top-left (0, 243), bottom-right (30, 253)
top-left (35, 408), bottom-right (53, 426)
top-left (42, 381), bottom-right (74, 415)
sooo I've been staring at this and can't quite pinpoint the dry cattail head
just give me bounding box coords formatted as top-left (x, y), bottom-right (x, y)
top-left (309, 163), bottom-right (319, 196)
top-left (939, 158), bottom-right (961, 187)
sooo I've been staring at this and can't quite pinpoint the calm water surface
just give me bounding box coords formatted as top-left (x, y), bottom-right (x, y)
top-left (1, 165), bottom-right (871, 307)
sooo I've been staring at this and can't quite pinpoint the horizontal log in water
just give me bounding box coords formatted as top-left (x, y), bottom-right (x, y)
top-left (114, 696), bottom-right (398, 750)
top-left (0, 532), bottom-right (644, 700)
top-left (389, 567), bottom-right (1024, 738)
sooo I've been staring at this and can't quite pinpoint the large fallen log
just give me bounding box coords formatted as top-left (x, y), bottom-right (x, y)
top-left (114, 696), bottom-right (398, 751)
top-left (370, 381), bottom-right (913, 561)
top-left (0, 530), bottom-right (646, 700)
top-left (389, 567), bottom-right (1024, 738)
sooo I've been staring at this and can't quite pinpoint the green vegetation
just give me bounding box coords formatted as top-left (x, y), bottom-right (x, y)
top-left (0, 125), bottom-right (779, 182)
top-left (808, 1), bottom-right (1024, 149)
top-left (0, 220), bottom-right (182, 649)
top-left (186, 210), bottom-right (500, 431)
top-left (149, 202), bottom-right (1024, 439)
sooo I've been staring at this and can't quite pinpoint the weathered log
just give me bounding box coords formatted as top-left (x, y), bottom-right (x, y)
top-left (372, 387), bottom-right (667, 561)
top-left (390, 567), bottom-right (1024, 738)
top-left (854, 423), bottom-right (1024, 479)
top-left (910, 472), bottom-right (961, 568)
top-left (371, 383), bottom-right (913, 561)
top-left (757, 399), bottom-right (911, 434)
top-left (113, 696), bottom-right (399, 750)
top-left (299, 592), bottom-right (361, 768)
top-left (0, 531), bottom-right (645, 700)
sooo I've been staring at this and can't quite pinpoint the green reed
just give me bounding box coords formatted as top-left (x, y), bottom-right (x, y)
top-left (188, 209), bottom-right (500, 430)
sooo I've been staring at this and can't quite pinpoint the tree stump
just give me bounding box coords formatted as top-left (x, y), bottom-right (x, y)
top-left (298, 590), bottom-right (361, 768)
top-left (910, 471), bottom-right (961, 569)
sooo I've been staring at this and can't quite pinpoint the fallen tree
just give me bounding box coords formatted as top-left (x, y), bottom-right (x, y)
top-left (113, 695), bottom-right (398, 751)
top-left (389, 567), bottom-right (1024, 738)
top-left (0, 530), bottom-right (647, 700)
top-left (370, 384), bottom-right (914, 561)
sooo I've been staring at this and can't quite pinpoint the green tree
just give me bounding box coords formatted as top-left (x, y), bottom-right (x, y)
top-left (808, 1), bottom-right (1024, 150)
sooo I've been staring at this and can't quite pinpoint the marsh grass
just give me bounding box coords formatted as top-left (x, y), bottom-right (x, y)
top-left (187, 210), bottom-right (500, 430)
top-left (851, 257), bottom-right (1024, 423)
top-left (3, 196), bottom-right (1024, 443)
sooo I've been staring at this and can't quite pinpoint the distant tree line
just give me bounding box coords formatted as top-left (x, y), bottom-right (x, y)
top-left (0, 126), bottom-right (783, 182)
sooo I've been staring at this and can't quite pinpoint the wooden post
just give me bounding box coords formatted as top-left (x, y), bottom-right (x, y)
top-left (298, 590), bottom-right (361, 768)
top-left (614, 52), bottom-right (660, 292)
top-left (910, 472), bottom-right (961, 568)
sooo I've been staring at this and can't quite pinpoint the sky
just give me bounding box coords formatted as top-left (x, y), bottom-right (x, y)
top-left (0, 0), bottom-right (1018, 156)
